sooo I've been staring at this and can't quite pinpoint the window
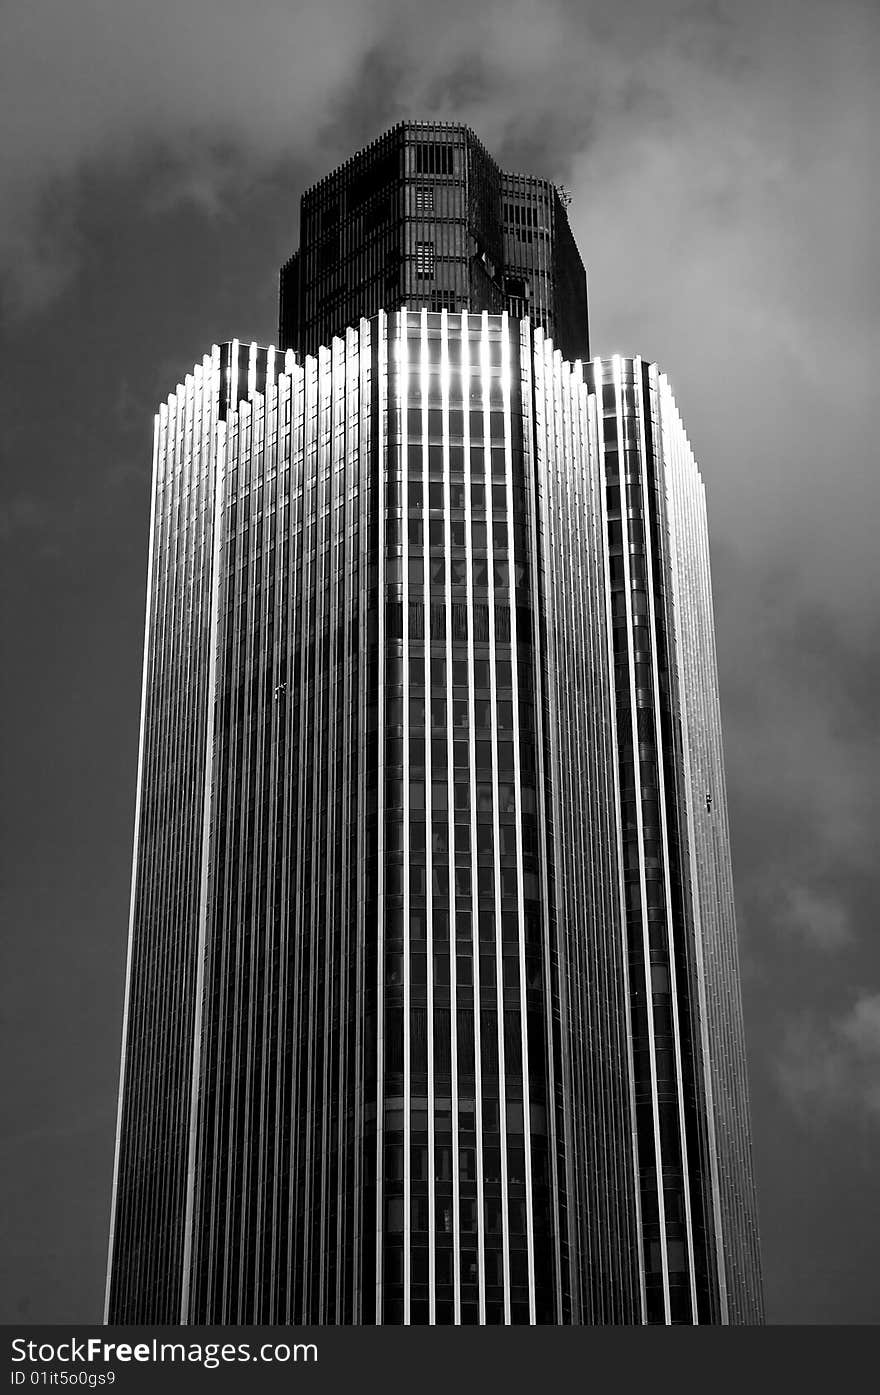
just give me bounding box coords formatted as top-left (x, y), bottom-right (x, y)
top-left (430, 290), bottom-right (457, 313)
top-left (415, 185), bottom-right (435, 213)
top-left (415, 242), bottom-right (435, 278)
top-left (415, 143), bottom-right (454, 175)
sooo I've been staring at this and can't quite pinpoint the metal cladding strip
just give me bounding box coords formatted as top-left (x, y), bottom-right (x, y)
top-left (273, 358), bottom-right (287, 1322)
top-left (375, 312), bottom-right (389, 1324)
top-left (161, 389), bottom-right (185, 1313)
top-left (697, 436), bottom-right (762, 1317)
top-left (536, 338), bottom-right (567, 1309)
top-left (180, 356), bottom-right (224, 1322)
top-left (355, 316), bottom-right (373, 1322)
top-left (206, 355), bottom-right (225, 1318)
top-left (583, 370), bottom-right (603, 1312)
top-left (569, 353), bottom-right (592, 1315)
top-left (419, 303), bottom-right (431, 1319)
top-left (440, 311), bottom-right (460, 1322)
top-left (503, 316), bottom-right (537, 1324)
top-left (262, 364), bottom-right (281, 1321)
top-left (323, 343), bottom-right (335, 1320)
top-left (175, 374), bottom-right (195, 1316)
top-left (573, 362), bottom-right (601, 1314)
top-left (278, 368), bottom-right (298, 1317)
top-left (461, 314), bottom-right (474, 1319)
top-left (608, 353), bottom-right (671, 1323)
top-left (539, 336), bottom-right (575, 1314)
top-left (254, 374), bottom-right (272, 1317)
top-left (301, 354), bottom-right (316, 1319)
top-left (333, 339), bottom-right (346, 1321)
top-left (203, 378), bottom-right (227, 1319)
top-left (285, 369), bottom-right (301, 1319)
top-left (335, 327), bottom-right (356, 1321)
top-left (594, 387), bottom-right (647, 1324)
top-left (349, 332), bottom-right (360, 1312)
top-left (299, 353), bottom-right (318, 1317)
top-left (320, 341), bottom-right (335, 1315)
top-left (237, 359), bottom-right (258, 1311)
top-left (481, 311), bottom-right (512, 1323)
top-left (309, 343), bottom-right (321, 1312)
top-left (659, 381), bottom-right (727, 1323)
top-left (569, 353), bottom-right (592, 1313)
top-left (194, 365), bottom-right (218, 1300)
top-left (195, 362), bottom-right (217, 1320)
top-left (633, 360), bottom-right (698, 1323)
top-left (279, 360), bottom-right (301, 1322)
top-left (393, 315), bottom-right (407, 1322)
top-left (588, 373), bottom-right (630, 1318)
top-left (523, 324), bottom-right (564, 1322)
top-left (318, 340), bottom-right (337, 1316)
top-left (449, 311), bottom-right (463, 1319)
top-left (251, 384), bottom-right (269, 1318)
top-left (423, 313), bottom-right (437, 1323)
top-left (256, 357), bottom-right (277, 1316)
top-left (400, 313), bottom-right (414, 1325)
top-left (217, 388), bottom-right (238, 1322)
top-left (153, 371), bottom-right (189, 1316)
top-left (290, 355), bottom-right (311, 1320)
top-left (237, 371), bottom-right (257, 1315)
top-left (303, 353), bottom-right (320, 1316)
top-left (324, 341), bottom-right (338, 1316)
top-left (669, 404), bottom-right (707, 1292)
top-left (273, 369), bottom-right (287, 1318)
top-left (686, 407), bottom-right (732, 1299)
top-left (558, 336), bottom-right (578, 1317)
top-left (327, 339), bottom-right (341, 1319)
top-left (104, 386), bottom-right (163, 1323)
top-left (268, 361), bottom-right (284, 1318)
top-left (290, 354), bottom-right (304, 1319)
top-left (461, 312), bottom-right (483, 1325)
top-left (561, 350), bottom-right (593, 1316)
top-left (426, 308), bottom-right (442, 1323)
top-left (286, 358), bottom-right (299, 1319)
top-left (275, 356), bottom-right (291, 1321)
top-left (263, 367), bottom-right (281, 1095)
top-left (238, 394), bottom-right (257, 1323)
top-left (300, 353), bottom-right (316, 1320)
top-left (239, 390), bottom-right (257, 1323)
top-left (251, 379), bottom-right (270, 1318)
top-left (226, 392), bottom-right (246, 1322)
top-left (300, 353), bottom-right (320, 1313)
top-left (688, 469), bottom-right (740, 1310)
top-left (560, 361), bottom-right (587, 1314)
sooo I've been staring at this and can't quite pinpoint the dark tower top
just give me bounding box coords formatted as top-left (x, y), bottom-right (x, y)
top-left (279, 120), bottom-right (589, 360)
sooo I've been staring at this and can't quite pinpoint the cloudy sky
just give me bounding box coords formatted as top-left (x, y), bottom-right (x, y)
top-left (1, 0), bottom-right (878, 1324)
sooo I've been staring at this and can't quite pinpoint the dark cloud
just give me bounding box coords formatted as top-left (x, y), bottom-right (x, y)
top-left (777, 996), bottom-right (880, 1122)
top-left (1, 0), bottom-right (878, 1323)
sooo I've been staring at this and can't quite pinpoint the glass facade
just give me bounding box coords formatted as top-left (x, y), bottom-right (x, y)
top-left (107, 313), bottom-right (762, 1325)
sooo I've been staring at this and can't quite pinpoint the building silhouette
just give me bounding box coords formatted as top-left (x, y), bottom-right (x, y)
top-left (106, 124), bottom-right (763, 1325)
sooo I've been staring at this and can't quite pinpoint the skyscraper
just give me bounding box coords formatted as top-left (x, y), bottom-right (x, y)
top-left (106, 124), bottom-right (763, 1326)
